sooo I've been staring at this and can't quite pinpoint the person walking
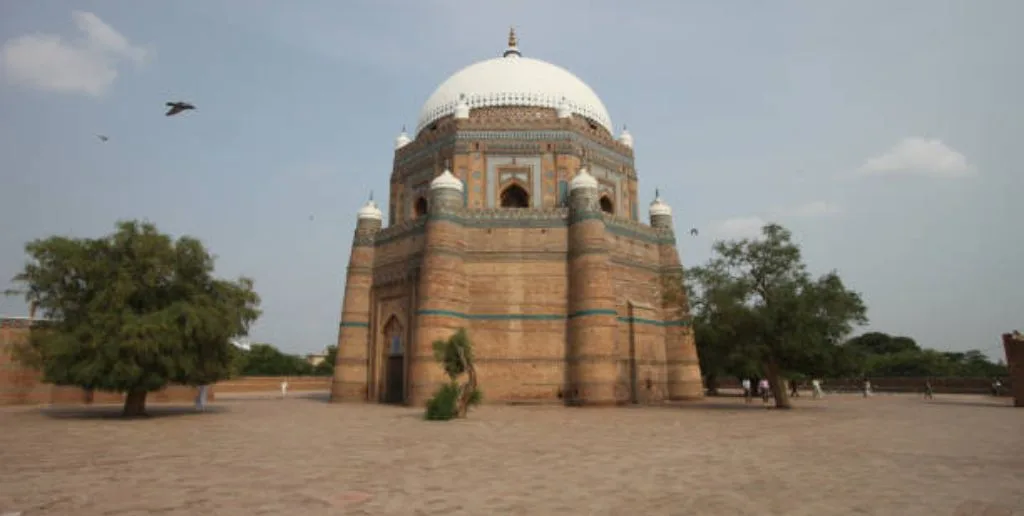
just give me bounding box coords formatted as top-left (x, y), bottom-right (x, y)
top-left (741, 378), bottom-right (752, 404)
top-left (862, 379), bottom-right (872, 398)
top-left (811, 378), bottom-right (824, 399)
top-left (789, 379), bottom-right (801, 398)
top-left (195, 384), bottom-right (209, 411)
top-left (923, 379), bottom-right (934, 400)
top-left (759, 378), bottom-right (771, 408)
top-left (281, 379), bottom-right (289, 399)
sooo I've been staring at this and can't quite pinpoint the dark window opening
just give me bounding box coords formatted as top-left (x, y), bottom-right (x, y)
top-left (414, 197), bottom-right (428, 218)
top-left (500, 184), bottom-right (530, 208)
top-left (599, 195), bottom-right (614, 214)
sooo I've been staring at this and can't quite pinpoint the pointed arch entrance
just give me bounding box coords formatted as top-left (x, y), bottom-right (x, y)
top-left (382, 316), bottom-right (405, 404)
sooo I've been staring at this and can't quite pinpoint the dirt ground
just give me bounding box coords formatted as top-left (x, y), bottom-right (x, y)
top-left (0, 392), bottom-right (1021, 516)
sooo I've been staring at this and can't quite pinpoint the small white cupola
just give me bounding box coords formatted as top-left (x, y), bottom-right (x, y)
top-left (357, 196), bottom-right (383, 220)
top-left (569, 166), bottom-right (598, 191)
top-left (395, 125), bottom-right (411, 150)
top-left (453, 93), bottom-right (470, 120)
top-left (649, 189), bottom-right (672, 217)
top-left (556, 96), bottom-right (572, 119)
top-left (430, 163), bottom-right (464, 192)
top-left (618, 125), bottom-right (634, 149)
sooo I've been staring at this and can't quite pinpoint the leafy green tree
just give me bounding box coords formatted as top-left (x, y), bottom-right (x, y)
top-left (687, 224), bottom-right (867, 408)
top-left (845, 332), bottom-right (920, 355)
top-left (840, 331), bottom-right (1008, 378)
top-left (237, 343), bottom-right (313, 376)
top-left (8, 220), bottom-right (260, 416)
top-left (425, 328), bottom-right (481, 420)
top-left (682, 270), bottom-right (760, 393)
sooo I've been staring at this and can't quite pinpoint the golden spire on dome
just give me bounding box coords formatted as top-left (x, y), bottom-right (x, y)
top-left (503, 26), bottom-right (522, 58)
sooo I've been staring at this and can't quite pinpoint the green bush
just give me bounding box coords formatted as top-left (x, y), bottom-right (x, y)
top-left (425, 382), bottom-right (483, 421)
top-left (425, 382), bottom-right (460, 421)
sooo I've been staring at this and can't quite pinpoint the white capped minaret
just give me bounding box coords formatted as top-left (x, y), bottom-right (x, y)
top-left (394, 126), bottom-right (411, 150)
top-left (618, 125), bottom-right (634, 148)
top-left (649, 189), bottom-right (673, 229)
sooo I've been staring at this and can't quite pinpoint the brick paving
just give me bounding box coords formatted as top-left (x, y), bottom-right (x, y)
top-left (0, 393), bottom-right (1021, 515)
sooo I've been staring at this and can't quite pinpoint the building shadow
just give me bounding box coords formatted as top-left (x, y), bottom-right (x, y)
top-left (653, 400), bottom-right (830, 413)
top-left (40, 404), bottom-right (230, 420)
top-left (923, 398), bottom-right (1016, 409)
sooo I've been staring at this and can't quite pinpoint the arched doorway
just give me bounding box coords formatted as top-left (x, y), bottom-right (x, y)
top-left (500, 184), bottom-right (530, 208)
top-left (383, 316), bottom-right (405, 404)
top-left (414, 197), bottom-right (428, 218)
top-left (599, 195), bottom-right (614, 214)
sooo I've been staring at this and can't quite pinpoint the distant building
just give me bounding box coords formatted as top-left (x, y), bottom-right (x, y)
top-left (306, 351), bottom-right (328, 367)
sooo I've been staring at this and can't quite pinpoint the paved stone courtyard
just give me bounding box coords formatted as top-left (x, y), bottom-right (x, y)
top-left (0, 393), bottom-right (1021, 516)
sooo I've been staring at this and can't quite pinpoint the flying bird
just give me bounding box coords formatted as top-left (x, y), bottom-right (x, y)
top-left (689, 228), bottom-right (699, 237)
top-left (165, 101), bottom-right (196, 117)
top-left (96, 135), bottom-right (109, 142)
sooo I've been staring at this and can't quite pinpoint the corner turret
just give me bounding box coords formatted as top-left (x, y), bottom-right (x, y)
top-left (330, 195), bottom-right (384, 403)
top-left (649, 189), bottom-right (672, 229)
top-left (566, 159), bottom-right (620, 405)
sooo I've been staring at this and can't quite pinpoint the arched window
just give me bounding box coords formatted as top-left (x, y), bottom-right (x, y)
top-left (384, 316), bottom-right (403, 356)
top-left (414, 197), bottom-right (428, 218)
top-left (599, 195), bottom-right (614, 214)
top-left (500, 184), bottom-right (530, 208)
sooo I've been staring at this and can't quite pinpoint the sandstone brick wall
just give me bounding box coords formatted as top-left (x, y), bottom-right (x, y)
top-left (390, 107), bottom-right (637, 227)
top-left (1, 316), bottom-right (210, 406)
top-left (346, 210), bottom-right (699, 406)
top-left (1003, 332), bottom-right (1024, 407)
top-left (216, 376), bottom-right (330, 394)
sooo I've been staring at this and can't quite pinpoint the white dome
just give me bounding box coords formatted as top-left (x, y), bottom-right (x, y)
top-left (357, 199), bottom-right (383, 220)
top-left (569, 167), bottom-right (598, 191)
top-left (649, 195), bottom-right (672, 217)
top-left (430, 169), bottom-right (464, 192)
top-left (416, 35), bottom-right (613, 134)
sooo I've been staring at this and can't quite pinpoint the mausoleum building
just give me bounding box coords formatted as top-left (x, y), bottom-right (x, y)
top-left (330, 30), bottom-right (703, 406)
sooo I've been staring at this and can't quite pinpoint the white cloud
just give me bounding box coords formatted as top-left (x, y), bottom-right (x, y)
top-left (0, 11), bottom-right (148, 96)
top-left (710, 200), bottom-right (840, 240)
top-left (710, 216), bottom-right (769, 240)
top-left (857, 138), bottom-right (975, 178)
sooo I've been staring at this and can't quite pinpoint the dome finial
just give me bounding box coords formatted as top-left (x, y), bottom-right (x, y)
top-left (369, 190), bottom-right (374, 201)
top-left (503, 26), bottom-right (521, 58)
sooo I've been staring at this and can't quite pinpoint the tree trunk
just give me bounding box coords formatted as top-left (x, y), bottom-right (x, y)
top-left (765, 360), bottom-right (792, 409)
top-left (123, 389), bottom-right (148, 417)
top-left (455, 346), bottom-right (477, 418)
top-left (705, 373), bottom-right (720, 396)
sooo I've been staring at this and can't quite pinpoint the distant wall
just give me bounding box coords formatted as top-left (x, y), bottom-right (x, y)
top-left (1003, 332), bottom-right (1024, 407)
top-left (715, 376), bottom-right (1012, 395)
top-left (1, 317), bottom-right (206, 406)
top-left (214, 376), bottom-right (330, 394)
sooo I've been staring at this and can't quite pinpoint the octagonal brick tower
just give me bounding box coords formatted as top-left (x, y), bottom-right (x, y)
top-left (331, 29), bottom-right (703, 406)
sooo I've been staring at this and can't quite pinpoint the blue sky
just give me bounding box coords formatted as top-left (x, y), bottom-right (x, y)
top-left (1, 1), bottom-right (1020, 360)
